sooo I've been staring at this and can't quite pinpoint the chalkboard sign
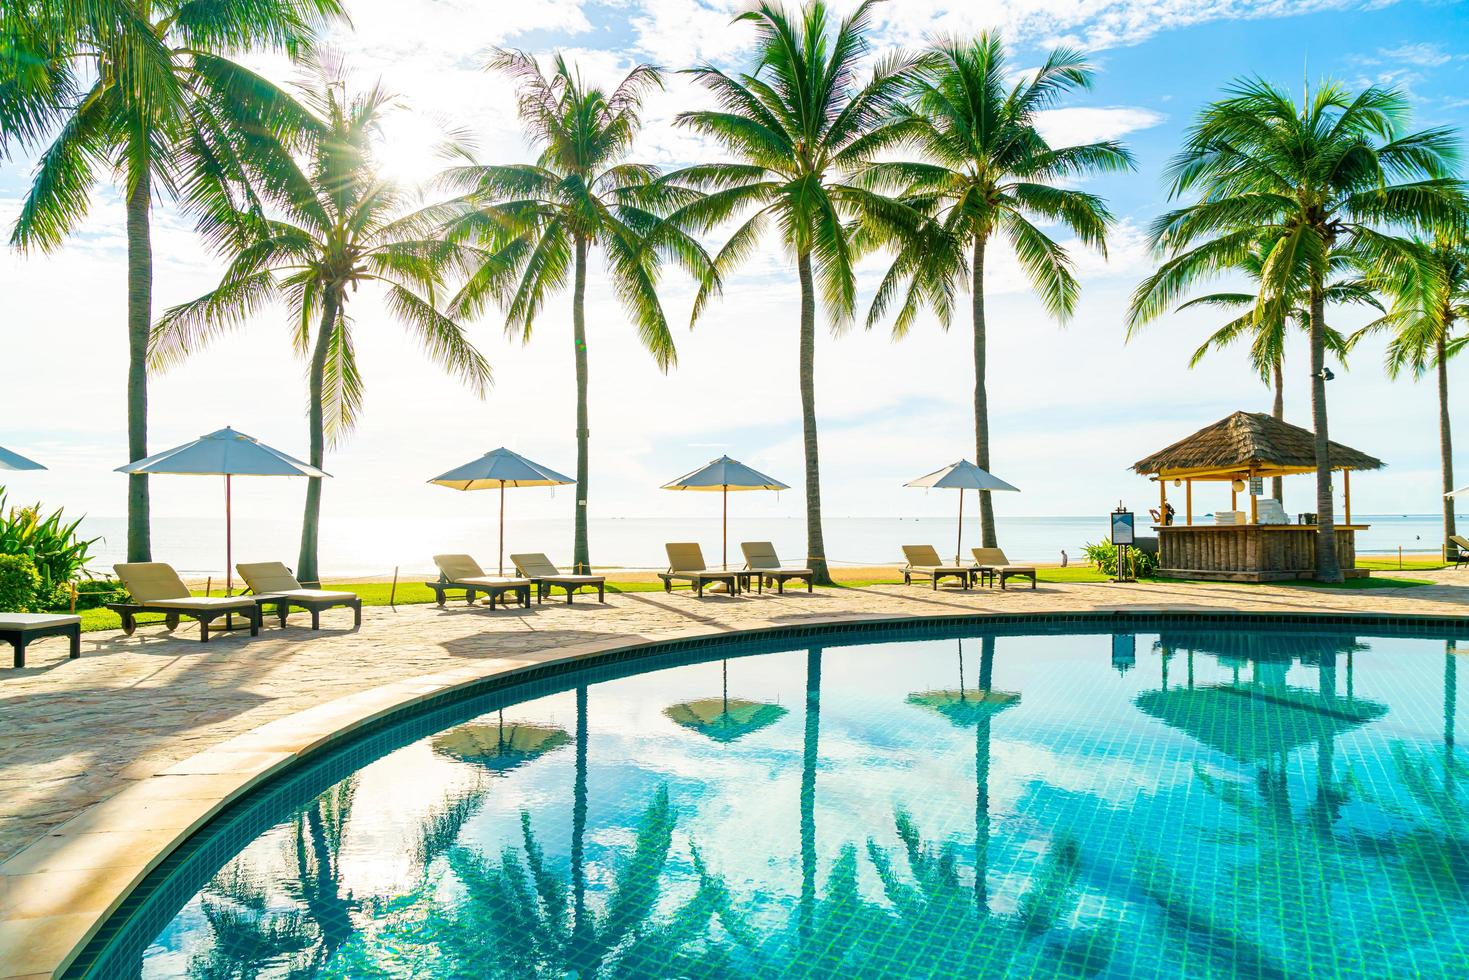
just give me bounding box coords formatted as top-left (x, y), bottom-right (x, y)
top-left (1111, 510), bottom-right (1135, 545)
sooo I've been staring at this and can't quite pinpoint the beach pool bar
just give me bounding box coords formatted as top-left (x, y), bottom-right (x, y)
top-left (1132, 412), bottom-right (1382, 582)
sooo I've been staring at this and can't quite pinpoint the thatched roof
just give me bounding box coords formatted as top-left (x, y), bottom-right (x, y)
top-left (1133, 412), bottom-right (1383, 478)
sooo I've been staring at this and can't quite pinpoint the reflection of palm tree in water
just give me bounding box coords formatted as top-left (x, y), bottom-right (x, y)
top-left (290, 781), bottom-right (358, 969)
top-left (800, 645), bottom-right (821, 944)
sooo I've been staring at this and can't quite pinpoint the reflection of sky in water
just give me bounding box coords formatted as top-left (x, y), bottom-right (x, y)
top-left (139, 631), bottom-right (1469, 978)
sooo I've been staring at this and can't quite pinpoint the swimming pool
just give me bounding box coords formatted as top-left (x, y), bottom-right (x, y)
top-left (79, 618), bottom-right (1469, 978)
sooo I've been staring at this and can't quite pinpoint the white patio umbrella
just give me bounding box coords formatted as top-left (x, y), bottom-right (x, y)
top-left (428, 448), bottom-right (573, 575)
top-left (116, 427), bottom-right (326, 594)
top-left (905, 460), bottom-right (1020, 565)
top-left (662, 455), bottom-right (788, 569)
top-left (0, 445), bottom-right (46, 471)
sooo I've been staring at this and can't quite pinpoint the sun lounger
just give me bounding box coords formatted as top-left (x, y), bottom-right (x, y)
top-left (236, 562), bottom-right (362, 629)
top-left (511, 553), bottom-right (606, 604)
top-left (1451, 535), bottom-right (1469, 569)
top-left (1, 613), bottom-right (81, 667)
top-left (970, 547), bottom-right (1037, 590)
top-left (658, 543), bottom-right (741, 597)
top-left (109, 563), bottom-right (260, 641)
top-left (901, 545), bottom-right (973, 590)
top-left (741, 541), bottom-right (813, 594)
top-left (429, 555), bottom-right (532, 609)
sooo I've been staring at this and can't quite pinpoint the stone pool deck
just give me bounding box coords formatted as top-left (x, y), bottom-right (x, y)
top-left (2, 571), bottom-right (1468, 976)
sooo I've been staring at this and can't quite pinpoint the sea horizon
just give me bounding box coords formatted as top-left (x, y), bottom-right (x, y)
top-left (69, 512), bottom-right (1466, 579)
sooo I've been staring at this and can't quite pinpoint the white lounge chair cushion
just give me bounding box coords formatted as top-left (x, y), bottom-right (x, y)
top-left (258, 589), bottom-right (357, 601)
top-left (451, 576), bottom-right (531, 588)
top-left (142, 596), bottom-right (258, 610)
top-left (0, 613), bottom-right (81, 629)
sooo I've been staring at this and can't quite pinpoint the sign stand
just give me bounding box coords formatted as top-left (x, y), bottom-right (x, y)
top-left (1110, 504), bottom-right (1136, 583)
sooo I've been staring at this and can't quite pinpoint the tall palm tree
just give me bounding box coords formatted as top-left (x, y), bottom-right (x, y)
top-left (443, 52), bottom-right (708, 574)
top-left (5, 0), bottom-right (343, 563)
top-left (1351, 230), bottom-right (1468, 550)
top-left (669, 0), bottom-right (924, 585)
top-left (151, 65), bottom-right (491, 585)
top-left (1129, 79), bottom-right (1465, 581)
top-left (1149, 236), bottom-right (1370, 502)
top-left (863, 34), bottom-right (1133, 549)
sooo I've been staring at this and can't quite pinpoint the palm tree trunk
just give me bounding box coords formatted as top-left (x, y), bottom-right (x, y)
top-left (797, 249), bottom-right (831, 585)
top-left (1309, 281), bottom-right (1342, 582)
top-left (297, 290), bottom-right (340, 586)
top-left (1438, 334), bottom-right (1456, 548)
top-left (972, 237), bottom-right (997, 549)
top-left (125, 170), bottom-right (153, 562)
top-left (572, 236), bottom-right (591, 574)
top-left (1271, 358), bottom-right (1285, 504)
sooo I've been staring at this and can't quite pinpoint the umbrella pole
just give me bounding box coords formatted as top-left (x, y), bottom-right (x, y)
top-left (722, 484), bottom-right (728, 570)
top-left (499, 480), bottom-right (506, 576)
top-left (956, 489), bottom-right (964, 566)
top-left (225, 474), bottom-right (233, 595)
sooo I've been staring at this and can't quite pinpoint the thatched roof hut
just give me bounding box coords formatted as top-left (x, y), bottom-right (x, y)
top-left (1133, 412), bottom-right (1383, 480)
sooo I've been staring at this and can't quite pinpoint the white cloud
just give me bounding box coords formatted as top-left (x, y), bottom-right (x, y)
top-left (1034, 106), bottom-right (1166, 146)
top-left (1378, 42), bottom-right (1453, 67)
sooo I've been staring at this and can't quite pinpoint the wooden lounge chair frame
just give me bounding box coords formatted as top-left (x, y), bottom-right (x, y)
top-left (1451, 535), bottom-right (1469, 569)
top-left (741, 541), bottom-right (813, 594)
top-left (1, 615), bottom-right (81, 668)
top-left (901, 545), bottom-right (974, 590)
top-left (658, 543), bottom-right (741, 597)
top-left (108, 563), bottom-right (260, 642)
top-left (236, 562), bottom-right (363, 629)
top-left (970, 547), bottom-right (1038, 590)
top-left (428, 555), bottom-right (532, 609)
top-left (511, 553), bottom-right (606, 604)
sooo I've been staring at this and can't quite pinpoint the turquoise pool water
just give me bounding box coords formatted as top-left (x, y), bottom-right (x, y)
top-left (93, 622), bottom-right (1468, 978)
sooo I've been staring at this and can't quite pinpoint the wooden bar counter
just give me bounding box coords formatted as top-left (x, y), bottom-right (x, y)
top-left (1155, 523), bottom-right (1369, 582)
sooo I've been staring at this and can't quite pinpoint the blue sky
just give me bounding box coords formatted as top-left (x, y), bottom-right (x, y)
top-left (2, 0), bottom-right (1467, 547)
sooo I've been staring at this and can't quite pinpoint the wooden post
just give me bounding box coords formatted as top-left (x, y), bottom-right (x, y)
top-left (1231, 483), bottom-right (1238, 512)
top-left (1159, 478), bottom-right (1167, 524)
top-left (1343, 469), bottom-right (1352, 525)
top-left (1185, 480), bottom-right (1193, 525)
top-left (1249, 469), bottom-right (1258, 524)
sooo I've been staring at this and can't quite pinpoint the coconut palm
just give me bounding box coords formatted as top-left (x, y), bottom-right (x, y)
top-left (1155, 236), bottom-right (1371, 502)
top-left (151, 65), bottom-right (491, 585)
top-left (443, 52), bottom-right (708, 574)
top-left (5, 0), bottom-right (343, 563)
top-left (1129, 78), bottom-right (1466, 581)
top-left (862, 34), bottom-right (1134, 549)
top-left (668, 0), bottom-right (925, 585)
top-left (1350, 230), bottom-right (1468, 549)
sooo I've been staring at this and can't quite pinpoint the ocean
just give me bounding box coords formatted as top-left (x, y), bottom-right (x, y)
top-left (70, 513), bottom-right (1462, 579)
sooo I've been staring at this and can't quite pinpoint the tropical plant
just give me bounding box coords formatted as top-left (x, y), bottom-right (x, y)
top-left (0, 486), bottom-right (99, 608)
top-left (150, 63), bottom-right (492, 585)
top-left (1083, 538), bottom-right (1157, 578)
top-left (1350, 229), bottom-right (1469, 549)
top-left (861, 33), bottom-right (1133, 549)
top-left (442, 52), bottom-right (708, 574)
top-left (1144, 236), bottom-right (1373, 502)
top-left (0, 553), bottom-right (41, 613)
top-left (4, 0), bottom-right (343, 564)
top-left (1128, 78), bottom-right (1467, 581)
top-left (667, 0), bottom-right (925, 585)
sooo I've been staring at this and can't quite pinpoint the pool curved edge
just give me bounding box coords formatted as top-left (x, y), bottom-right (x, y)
top-left (7, 605), bottom-right (1468, 979)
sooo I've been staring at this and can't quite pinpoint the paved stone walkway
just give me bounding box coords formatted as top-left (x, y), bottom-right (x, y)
top-left (3, 573), bottom-right (1468, 864)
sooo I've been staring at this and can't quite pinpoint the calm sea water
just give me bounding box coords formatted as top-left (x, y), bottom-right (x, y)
top-left (72, 513), bottom-right (1463, 578)
top-left (107, 624), bottom-right (1468, 979)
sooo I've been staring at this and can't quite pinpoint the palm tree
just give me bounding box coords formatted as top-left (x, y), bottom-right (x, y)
top-left (863, 35), bottom-right (1133, 549)
top-left (5, 0), bottom-right (343, 563)
top-left (151, 65), bottom-right (491, 585)
top-left (1149, 236), bottom-right (1370, 502)
top-left (668, 0), bottom-right (924, 585)
top-left (443, 52), bottom-right (708, 574)
top-left (1351, 230), bottom-right (1468, 551)
top-left (1129, 78), bottom-right (1465, 581)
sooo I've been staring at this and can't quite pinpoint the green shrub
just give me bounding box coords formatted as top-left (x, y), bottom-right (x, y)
top-left (0, 485), bottom-right (99, 606)
top-left (0, 553), bottom-right (41, 612)
top-left (1083, 540), bottom-right (1159, 579)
